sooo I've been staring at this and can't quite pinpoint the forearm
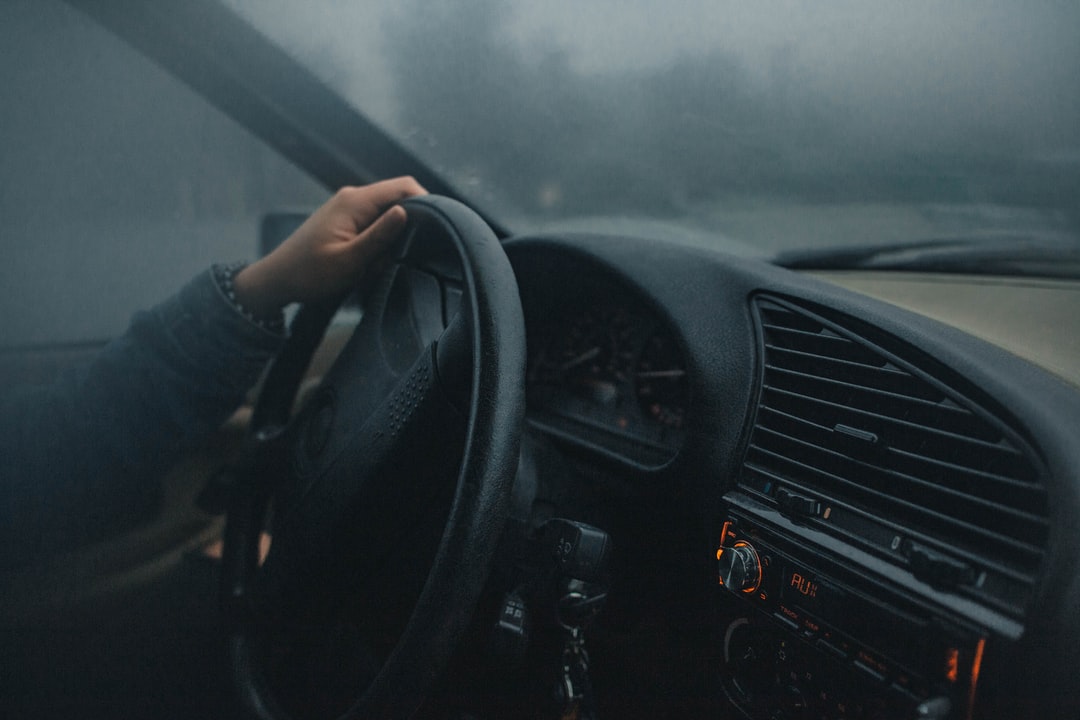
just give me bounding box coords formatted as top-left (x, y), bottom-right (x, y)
top-left (0, 268), bottom-right (285, 563)
top-left (0, 177), bottom-right (424, 564)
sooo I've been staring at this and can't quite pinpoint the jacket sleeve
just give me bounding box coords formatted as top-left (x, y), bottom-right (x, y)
top-left (0, 268), bottom-right (286, 564)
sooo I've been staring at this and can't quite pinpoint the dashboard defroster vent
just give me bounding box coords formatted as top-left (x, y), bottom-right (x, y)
top-left (739, 296), bottom-right (1048, 615)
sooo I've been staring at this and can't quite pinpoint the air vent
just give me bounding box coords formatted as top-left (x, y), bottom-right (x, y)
top-left (739, 297), bottom-right (1048, 615)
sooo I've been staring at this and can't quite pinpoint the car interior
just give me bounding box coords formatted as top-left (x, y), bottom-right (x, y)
top-left (2, 2), bottom-right (1079, 719)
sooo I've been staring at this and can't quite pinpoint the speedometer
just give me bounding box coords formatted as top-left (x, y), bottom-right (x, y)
top-left (535, 304), bottom-right (636, 406)
top-left (635, 330), bottom-right (688, 429)
top-left (524, 289), bottom-right (689, 466)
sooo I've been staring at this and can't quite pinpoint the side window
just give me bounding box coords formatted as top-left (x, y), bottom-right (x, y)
top-left (0, 0), bottom-right (328, 348)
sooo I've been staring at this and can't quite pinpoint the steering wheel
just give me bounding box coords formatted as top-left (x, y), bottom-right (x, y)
top-left (220, 195), bottom-right (525, 719)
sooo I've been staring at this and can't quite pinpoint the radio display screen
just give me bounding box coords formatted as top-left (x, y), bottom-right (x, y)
top-left (781, 560), bottom-right (929, 671)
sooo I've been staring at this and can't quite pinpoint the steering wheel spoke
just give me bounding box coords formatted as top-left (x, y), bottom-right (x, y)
top-left (222, 196), bottom-right (525, 719)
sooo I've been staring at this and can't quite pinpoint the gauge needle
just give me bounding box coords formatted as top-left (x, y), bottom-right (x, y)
top-left (636, 369), bottom-right (686, 379)
top-left (560, 346), bottom-right (601, 371)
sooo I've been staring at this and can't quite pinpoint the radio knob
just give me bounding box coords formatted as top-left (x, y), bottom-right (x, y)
top-left (718, 542), bottom-right (761, 593)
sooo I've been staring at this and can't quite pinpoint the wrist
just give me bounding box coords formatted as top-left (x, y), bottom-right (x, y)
top-left (234, 259), bottom-right (290, 315)
top-left (214, 262), bottom-right (286, 333)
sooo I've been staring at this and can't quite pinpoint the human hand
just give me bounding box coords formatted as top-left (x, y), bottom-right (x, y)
top-left (233, 176), bottom-right (426, 317)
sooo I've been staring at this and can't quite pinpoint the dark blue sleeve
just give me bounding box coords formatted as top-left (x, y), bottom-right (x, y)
top-left (0, 268), bottom-right (285, 564)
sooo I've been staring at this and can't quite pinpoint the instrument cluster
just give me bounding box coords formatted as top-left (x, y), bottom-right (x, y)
top-left (525, 291), bottom-right (689, 468)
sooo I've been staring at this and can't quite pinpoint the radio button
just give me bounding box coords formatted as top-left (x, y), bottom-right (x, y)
top-left (816, 637), bottom-right (848, 660)
top-left (799, 614), bottom-right (822, 638)
top-left (889, 682), bottom-right (921, 705)
top-left (853, 659), bottom-right (887, 684)
top-left (853, 649), bottom-right (890, 685)
top-left (773, 610), bottom-right (800, 632)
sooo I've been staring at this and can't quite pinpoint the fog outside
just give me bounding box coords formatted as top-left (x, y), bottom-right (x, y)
top-left (233, 0), bottom-right (1080, 245)
top-left (3, 0), bottom-right (1079, 346)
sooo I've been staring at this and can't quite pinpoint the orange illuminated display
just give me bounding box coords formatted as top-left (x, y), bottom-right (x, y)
top-left (715, 522), bottom-right (733, 563)
top-left (720, 520), bottom-right (733, 544)
top-left (715, 521), bottom-right (732, 584)
top-left (789, 572), bottom-right (818, 598)
top-left (967, 638), bottom-right (986, 720)
top-left (945, 647), bottom-right (960, 683)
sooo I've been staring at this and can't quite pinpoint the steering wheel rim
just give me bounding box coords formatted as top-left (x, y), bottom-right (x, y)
top-left (221, 195), bottom-right (526, 719)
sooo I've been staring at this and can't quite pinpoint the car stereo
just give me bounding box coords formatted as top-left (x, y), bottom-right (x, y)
top-left (712, 507), bottom-right (986, 720)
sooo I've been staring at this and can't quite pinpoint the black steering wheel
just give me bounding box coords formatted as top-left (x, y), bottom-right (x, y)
top-left (221, 195), bottom-right (525, 719)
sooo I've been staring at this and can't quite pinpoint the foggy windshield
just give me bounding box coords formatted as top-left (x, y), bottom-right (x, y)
top-left (227, 0), bottom-right (1080, 252)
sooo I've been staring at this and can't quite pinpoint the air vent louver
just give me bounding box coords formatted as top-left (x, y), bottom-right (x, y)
top-left (740, 297), bottom-right (1048, 614)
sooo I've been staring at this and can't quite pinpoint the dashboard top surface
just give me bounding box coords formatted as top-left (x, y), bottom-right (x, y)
top-left (810, 270), bottom-right (1080, 390)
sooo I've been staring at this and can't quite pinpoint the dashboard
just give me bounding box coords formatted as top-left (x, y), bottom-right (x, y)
top-left (502, 233), bottom-right (1080, 720)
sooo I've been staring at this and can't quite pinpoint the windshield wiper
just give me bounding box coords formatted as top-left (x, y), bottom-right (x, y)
top-left (775, 234), bottom-right (1080, 280)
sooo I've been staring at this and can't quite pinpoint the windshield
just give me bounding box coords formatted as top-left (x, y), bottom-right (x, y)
top-left (226, 0), bottom-right (1080, 254)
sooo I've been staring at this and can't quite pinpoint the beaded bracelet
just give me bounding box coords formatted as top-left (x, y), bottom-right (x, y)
top-left (212, 262), bottom-right (286, 334)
